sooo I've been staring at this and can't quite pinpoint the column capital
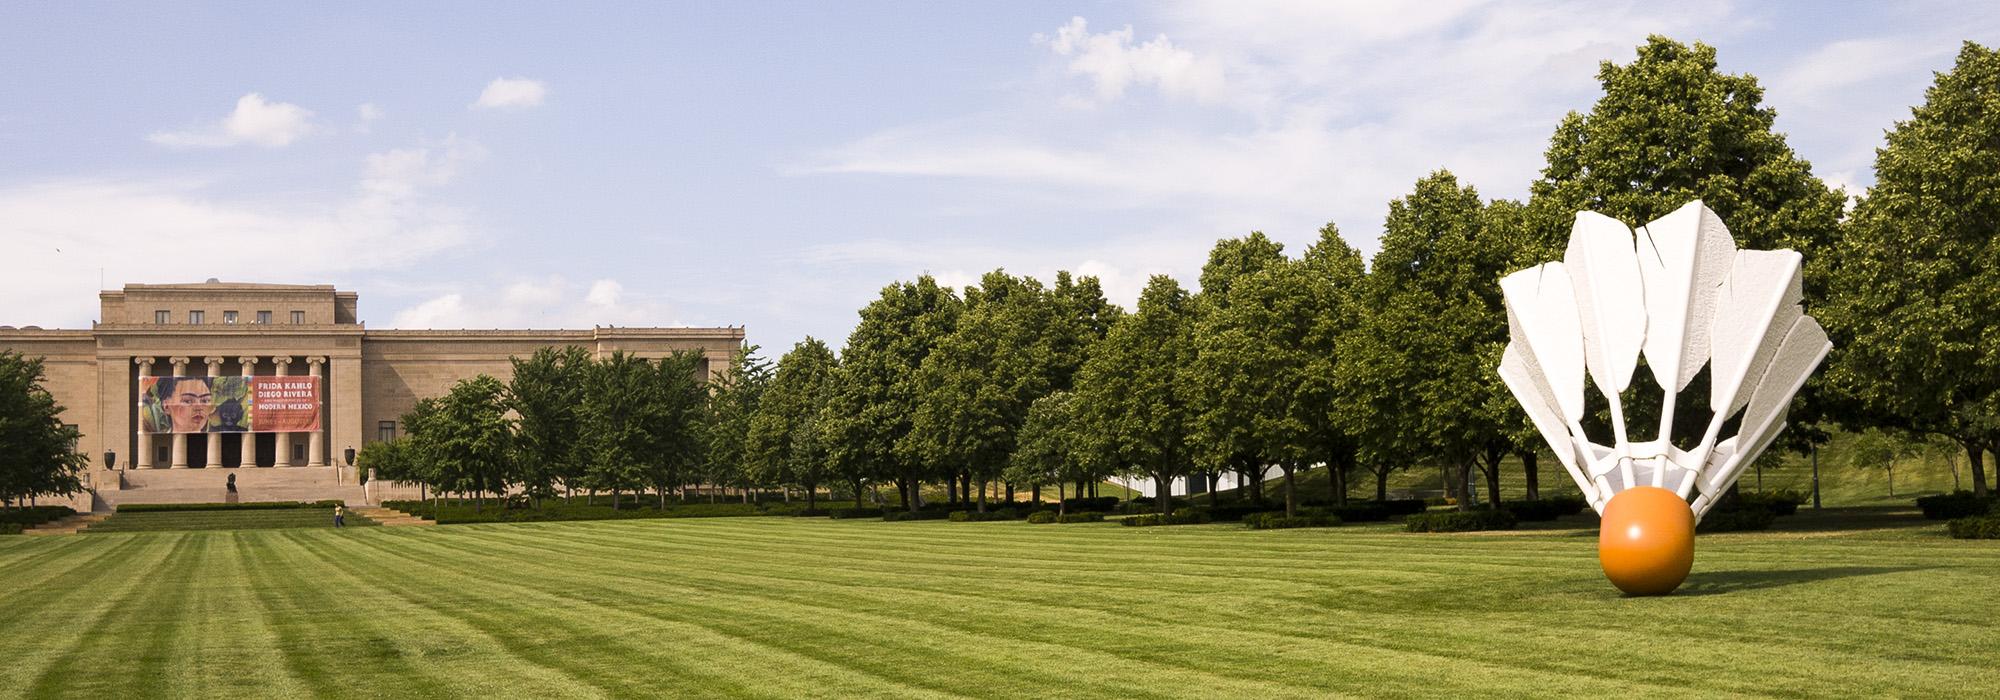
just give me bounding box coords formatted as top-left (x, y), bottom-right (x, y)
top-left (169, 356), bottom-right (190, 365)
top-left (204, 356), bottom-right (225, 368)
top-left (133, 357), bottom-right (155, 368)
top-left (237, 356), bottom-right (259, 367)
top-left (271, 356), bottom-right (293, 367)
top-left (306, 356), bottom-right (327, 367)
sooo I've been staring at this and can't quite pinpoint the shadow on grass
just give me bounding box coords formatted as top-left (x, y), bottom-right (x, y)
top-left (1672, 565), bottom-right (1928, 596)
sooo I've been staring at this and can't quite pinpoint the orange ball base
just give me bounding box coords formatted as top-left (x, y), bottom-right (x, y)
top-left (1597, 486), bottom-right (1695, 596)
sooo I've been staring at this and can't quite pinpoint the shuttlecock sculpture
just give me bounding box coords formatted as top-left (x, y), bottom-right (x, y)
top-left (1496, 200), bottom-right (1830, 595)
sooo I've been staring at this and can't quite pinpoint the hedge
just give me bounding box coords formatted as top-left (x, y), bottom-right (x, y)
top-left (882, 510), bottom-right (949, 522)
top-left (1947, 516), bottom-right (2000, 539)
top-left (1060, 496), bottom-right (1121, 512)
top-left (1026, 511), bottom-right (1058, 524)
top-left (1120, 511), bottom-right (1211, 527)
top-left (1244, 512), bottom-right (1341, 530)
top-left (379, 500), bottom-right (768, 524)
top-left (1057, 512), bottom-right (1105, 524)
top-left (1917, 492), bottom-right (1995, 520)
top-left (1404, 509), bottom-right (1517, 532)
top-left (1736, 490), bottom-right (1806, 517)
top-left (1190, 503), bottom-right (1283, 523)
top-left (0, 523), bottom-right (21, 535)
top-left (828, 508), bottom-right (885, 520)
top-left (948, 510), bottom-right (1019, 522)
top-left (1697, 508), bottom-right (1774, 533)
top-left (0, 505), bottom-right (76, 526)
top-left (117, 500), bottom-right (344, 513)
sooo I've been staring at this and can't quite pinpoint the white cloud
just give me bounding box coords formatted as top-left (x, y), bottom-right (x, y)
top-left (0, 137), bottom-right (484, 326)
top-left (148, 93), bottom-right (316, 148)
top-left (1035, 16), bottom-right (1227, 104)
top-left (358, 103), bottom-right (385, 122)
top-left (471, 77), bottom-right (548, 110)
top-left (390, 276), bottom-right (677, 329)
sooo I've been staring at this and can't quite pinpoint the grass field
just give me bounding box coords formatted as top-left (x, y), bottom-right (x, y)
top-left (2, 511), bottom-right (1995, 698)
top-left (85, 508), bottom-right (378, 533)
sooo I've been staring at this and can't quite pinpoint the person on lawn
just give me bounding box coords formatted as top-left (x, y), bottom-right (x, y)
top-left (333, 503), bottom-right (345, 528)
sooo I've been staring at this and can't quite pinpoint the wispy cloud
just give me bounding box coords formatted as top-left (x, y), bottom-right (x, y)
top-left (471, 77), bottom-right (547, 110)
top-left (148, 93), bottom-right (315, 148)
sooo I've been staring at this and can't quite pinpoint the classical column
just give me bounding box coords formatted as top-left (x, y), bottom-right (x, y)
top-left (307, 357), bottom-right (326, 467)
top-left (204, 357), bottom-right (224, 468)
top-left (239, 356), bottom-right (260, 467)
top-left (134, 358), bottom-right (155, 469)
top-left (169, 356), bottom-right (190, 468)
top-left (272, 356), bottom-right (293, 467)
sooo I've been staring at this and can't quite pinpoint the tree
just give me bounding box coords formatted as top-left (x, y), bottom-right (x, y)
top-left (1823, 42), bottom-right (2000, 498)
top-left (579, 352), bottom-right (659, 508)
top-left (1076, 275), bottom-right (1198, 514)
top-left (1005, 391), bottom-right (1090, 515)
top-left (1047, 271), bottom-right (1123, 392)
top-left (827, 276), bottom-right (961, 512)
top-left (1190, 233), bottom-right (1290, 505)
top-left (0, 352), bottom-right (87, 508)
top-left (642, 351), bottom-right (711, 509)
top-left (1847, 429), bottom-right (1919, 498)
top-left (909, 270), bottom-right (1057, 511)
top-left (506, 345), bottom-right (592, 506)
top-left (355, 437), bottom-right (418, 490)
top-left (706, 345), bottom-right (772, 503)
top-left (749, 338), bottom-right (839, 511)
top-left (404, 375), bottom-right (514, 509)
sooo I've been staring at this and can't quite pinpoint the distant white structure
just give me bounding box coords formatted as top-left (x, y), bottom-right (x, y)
top-left (1497, 201), bottom-right (1830, 521)
top-left (1113, 465), bottom-right (1283, 498)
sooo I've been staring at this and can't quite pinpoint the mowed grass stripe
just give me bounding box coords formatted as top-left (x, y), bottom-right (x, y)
top-left (21, 535), bottom-right (202, 698)
top-left (401, 525), bottom-right (1321, 699)
top-left (334, 529), bottom-right (951, 698)
top-left (446, 522), bottom-right (1688, 697)
top-left (0, 536), bottom-right (170, 690)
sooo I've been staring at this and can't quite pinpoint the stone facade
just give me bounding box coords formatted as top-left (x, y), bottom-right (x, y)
top-left (0, 281), bottom-right (742, 507)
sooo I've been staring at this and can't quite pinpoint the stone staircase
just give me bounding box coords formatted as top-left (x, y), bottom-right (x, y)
top-left (97, 467), bottom-right (367, 511)
top-left (24, 513), bottom-right (109, 535)
top-left (353, 506), bottom-right (434, 527)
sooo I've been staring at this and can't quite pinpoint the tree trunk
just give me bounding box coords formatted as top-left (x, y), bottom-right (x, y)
top-left (1207, 472), bottom-right (1219, 507)
top-left (853, 479), bottom-right (865, 509)
top-left (1887, 465), bottom-right (1895, 497)
top-left (1155, 473), bottom-right (1172, 515)
top-left (1521, 451), bottom-right (1540, 501)
top-left (976, 481), bottom-right (987, 513)
top-left (1283, 464), bottom-right (1297, 517)
top-left (1968, 441), bottom-right (1990, 498)
top-left (1005, 482), bottom-right (1015, 504)
top-left (659, 485), bottom-right (667, 510)
top-left (1332, 458), bottom-right (1348, 507)
top-left (1089, 481), bottom-right (1097, 499)
top-left (1375, 466), bottom-right (1388, 502)
top-left (1057, 482), bottom-right (1067, 516)
top-left (807, 483), bottom-right (817, 512)
top-left (1032, 482), bottom-right (1042, 505)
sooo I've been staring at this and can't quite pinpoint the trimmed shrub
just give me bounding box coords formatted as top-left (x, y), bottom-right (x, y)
top-left (1404, 509), bottom-right (1517, 532)
top-left (948, 509), bottom-right (1018, 522)
top-left (1917, 491), bottom-right (1995, 520)
top-left (0, 505), bottom-right (76, 527)
top-left (1243, 511), bottom-right (1341, 530)
top-left (1380, 499), bottom-right (1430, 516)
top-left (1061, 496), bottom-right (1121, 512)
top-left (882, 510), bottom-right (949, 522)
top-left (1947, 516), bottom-right (2000, 539)
top-left (1499, 497), bottom-right (1592, 522)
top-left (1737, 490), bottom-right (1806, 517)
top-left (1119, 510), bottom-right (1211, 527)
top-left (828, 508), bottom-right (885, 520)
top-left (117, 500), bottom-right (344, 513)
top-left (1329, 503), bottom-right (1390, 522)
top-left (1191, 503), bottom-right (1283, 523)
top-left (1697, 508), bottom-right (1774, 533)
top-left (0, 523), bottom-right (22, 535)
top-left (1026, 511), bottom-right (1058, 524)
top-left (1057, 512), bottom-right (1104, 524)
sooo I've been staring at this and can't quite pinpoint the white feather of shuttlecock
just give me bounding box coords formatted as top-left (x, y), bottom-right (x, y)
top-left (1496, 201), bottom-right (1830, 521)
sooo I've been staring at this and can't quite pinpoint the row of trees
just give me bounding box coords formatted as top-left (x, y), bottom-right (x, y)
top-left (0, 352), bottom-right (88, 508)
top-left (159, 37), bottom-right (2000, 517)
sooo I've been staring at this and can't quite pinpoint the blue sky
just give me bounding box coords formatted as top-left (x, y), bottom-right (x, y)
top-left (2, 1), bottom-right (1995, 353)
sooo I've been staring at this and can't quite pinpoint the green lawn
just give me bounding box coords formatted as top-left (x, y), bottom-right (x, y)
top-left (1, 512), bottom-right (1995, 698)
top-left (86, 508), bottom-right (378, 533)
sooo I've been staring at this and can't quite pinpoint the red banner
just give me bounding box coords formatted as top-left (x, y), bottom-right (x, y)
top-left (251, 376), bottom-right (321, 432)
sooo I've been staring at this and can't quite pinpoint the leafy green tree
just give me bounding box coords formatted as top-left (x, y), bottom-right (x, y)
top-left (909, 270), bottom-right (1057, 511)
top-left (1005, 391), bottom-right (1096, 514)
top-left (1190, 233), bottom-right (1289, 504)
top-left (706, 345), bottom-right (772, 503)
top-left (827, 276), bottom-right (961, 512)
top-left (355, 437), bottom-right (418, 490)
top-left (1047, 271), bottom-right (1124, 392)
top-left (579, 352), bottom-right (659, 508)
top-left (506, 345), bottom-right (592, 506)
top-left (1823, 42), bottom-right (2000, 497)
top-left (1077, 275), bottom-right (1198, 514)
top-left (749, 338), bottom-right (839, 511)
top-left (0, 352), bottom-right (87, 508)
top-left (643, 350), bottom-right (711, 509)
top-left (405, 375), bottom-right (515, 510)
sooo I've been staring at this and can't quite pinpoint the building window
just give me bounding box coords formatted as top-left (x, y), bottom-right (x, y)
top-left (155, 310), bottom-right (170, 324)
top-left (378, 421), bottom-right (397, 441)
top-left (256, 310), bottom-right (271, 324)
top-left (291, 310), bottom-right (305, 324)
top-left (188, 310), bottom-right (204, 324)
top-left (223, 310), bottom-right (238, 324)
top-left (292, 443), bottom-right (307, 463)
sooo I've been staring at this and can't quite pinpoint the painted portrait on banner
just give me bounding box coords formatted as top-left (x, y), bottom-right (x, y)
top-left (139, 376), bottom-right (316, 434)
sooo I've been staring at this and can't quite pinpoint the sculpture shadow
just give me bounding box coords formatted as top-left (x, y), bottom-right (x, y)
top-left (1671, 565), bottom-right (1927, 597)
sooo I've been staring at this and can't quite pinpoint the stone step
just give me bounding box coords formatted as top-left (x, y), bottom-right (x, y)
top-left (352, 506), bottom-right (434, 527)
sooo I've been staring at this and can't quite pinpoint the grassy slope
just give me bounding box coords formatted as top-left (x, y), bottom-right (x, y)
top-left (87, 508), bottom-right (379, 533)
top-left (1, 514), bottom-right (1995, 698)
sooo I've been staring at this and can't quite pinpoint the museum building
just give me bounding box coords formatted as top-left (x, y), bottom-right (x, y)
top-left (0, 281), bottom-right (743, 508)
